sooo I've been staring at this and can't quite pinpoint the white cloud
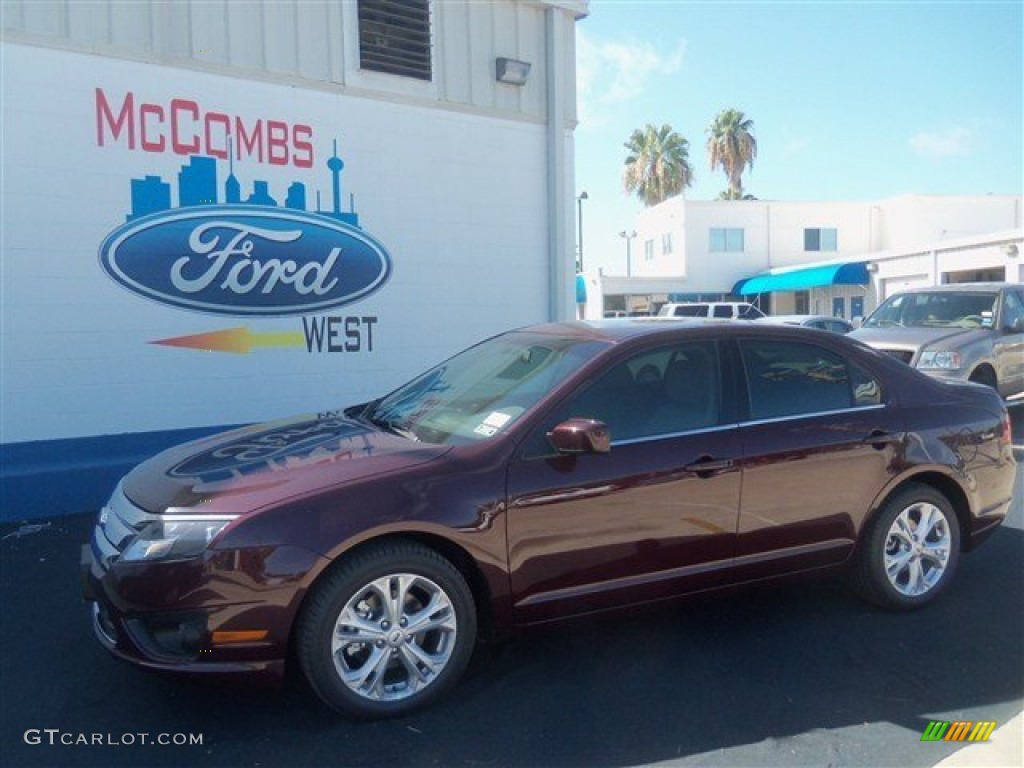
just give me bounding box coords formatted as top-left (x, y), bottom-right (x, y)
top-left (909, 127), bottom-right (973, 157)
top-left (780, 137), bottom-right (808, 160)
top-left (577, 31), bottom-right (686, 128)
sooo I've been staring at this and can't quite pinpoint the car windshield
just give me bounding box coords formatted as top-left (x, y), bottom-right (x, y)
top-left (863, 291), bottom-right (998, 329)
top-left (362, 331), bottom-right (608, 446)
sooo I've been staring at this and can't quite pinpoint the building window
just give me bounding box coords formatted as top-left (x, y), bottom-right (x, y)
top-left (794, 290), bottom-right (810, 314)
top-left (710, 228), bottom-right (744, 252)
top-left (804, 228), bottom-right (838, 252)
top-left (644, 239), bottom-right (655, 261)
top-left (662, 232), bottom-right (673, 255)
top-left (358, 0), bottom-right (433, 81)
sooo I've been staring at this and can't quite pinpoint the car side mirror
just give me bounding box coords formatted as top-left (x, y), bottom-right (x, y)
top-left (547, 418), bottom-right (611, 454)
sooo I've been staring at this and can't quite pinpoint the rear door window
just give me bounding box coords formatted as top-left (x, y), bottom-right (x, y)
top-left (739, 339), bottom-right (882, 420)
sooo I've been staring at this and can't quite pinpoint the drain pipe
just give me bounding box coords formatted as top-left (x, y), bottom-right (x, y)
top-left (545, 6), bottom-right (572, 321)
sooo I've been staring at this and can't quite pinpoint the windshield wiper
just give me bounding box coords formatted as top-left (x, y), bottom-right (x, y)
top-left (365, 412), bottom-right (420, 442)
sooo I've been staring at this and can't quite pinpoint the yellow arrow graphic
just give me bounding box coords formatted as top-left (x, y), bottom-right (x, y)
top-left (150, 327), bottom-right (306, 354)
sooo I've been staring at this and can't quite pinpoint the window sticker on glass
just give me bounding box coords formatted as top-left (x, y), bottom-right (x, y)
top-left (473, 424), bottom-right (498, 437)
top-left (482, 411), bottom-right (513, 429)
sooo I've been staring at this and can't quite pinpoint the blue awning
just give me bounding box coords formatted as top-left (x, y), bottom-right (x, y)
top-left (733, 262), bottom-right (870, 295)
top-left (575, 273), bottom-right (587, 304)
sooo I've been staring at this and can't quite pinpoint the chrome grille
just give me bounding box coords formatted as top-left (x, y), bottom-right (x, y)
top-left (98, 483), bottom-right (159, 552)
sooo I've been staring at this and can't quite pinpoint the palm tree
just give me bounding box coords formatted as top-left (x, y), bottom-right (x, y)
top-left (622, 123), bottom-right (694, 207)
top-left (706, 109), bottom-right (757, 199)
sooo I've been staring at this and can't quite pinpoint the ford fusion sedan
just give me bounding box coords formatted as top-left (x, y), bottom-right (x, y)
top-left (82, 320), bottom-right (1016, 719)
top-left (850, 282), bottom-right (1024, 399)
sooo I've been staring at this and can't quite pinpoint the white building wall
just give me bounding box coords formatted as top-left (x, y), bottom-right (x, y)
top-left (1, 1), bottom-right (587, 445)
top-left (622, 194), bottom-right (1021, 302)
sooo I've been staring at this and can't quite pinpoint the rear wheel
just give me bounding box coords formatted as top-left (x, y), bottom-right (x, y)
top-left (296, 541), bottom-right (477, 719)
top-left (854, 484), bottom-right (960, 610)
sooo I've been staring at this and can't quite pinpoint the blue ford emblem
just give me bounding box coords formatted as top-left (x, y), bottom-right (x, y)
top-left (99, 207), bottom-right (392, 316)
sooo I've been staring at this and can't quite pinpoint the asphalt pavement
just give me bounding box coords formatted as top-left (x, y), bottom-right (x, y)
top-left (1, 446), bottom-right (1021, 767)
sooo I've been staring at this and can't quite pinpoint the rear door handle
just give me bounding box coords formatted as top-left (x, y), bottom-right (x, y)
top-left (683, 457), bottom-right (734, 476)
top-left (862, 430), bottom-right (900, 449)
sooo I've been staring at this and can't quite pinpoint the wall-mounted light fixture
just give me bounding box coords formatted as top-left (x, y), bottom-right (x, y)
top-left (866, 262), bottom-right (879, 273)
top-left (1002, 243), bottom-right (1019, 258)
top-left (496, 57), bottom-right (531, 86)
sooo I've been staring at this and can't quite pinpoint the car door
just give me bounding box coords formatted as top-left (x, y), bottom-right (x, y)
top-left (994, 288), bottom-right (1024, 397)
top-left (732, 336), bottom-right (903, 579)
top-left (506, 339), bottom-right (742, 623)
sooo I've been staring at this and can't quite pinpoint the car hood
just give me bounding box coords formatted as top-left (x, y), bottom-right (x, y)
top-left (850, 325), bottom-right (991, 350)
top-left (121, 411), bottom-right (451, 515)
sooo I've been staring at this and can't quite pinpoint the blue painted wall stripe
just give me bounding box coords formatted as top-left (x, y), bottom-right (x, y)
top-left (1, 424), bottom-right (242, 522)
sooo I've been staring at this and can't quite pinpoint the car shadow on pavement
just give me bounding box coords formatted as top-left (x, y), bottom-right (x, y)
top-left (1, 510), bottom-right (1021, 768)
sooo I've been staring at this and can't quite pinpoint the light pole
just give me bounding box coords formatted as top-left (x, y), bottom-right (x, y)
top-left (576, 191), bottom-right (588, 272)
top-left (619, 230), bottom-right (636, 277)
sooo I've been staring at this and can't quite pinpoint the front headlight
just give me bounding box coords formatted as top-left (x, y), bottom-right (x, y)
top-left (917, 349), bottom-right (963, 370)
top-left (121, 517), bottom-right (236, 562)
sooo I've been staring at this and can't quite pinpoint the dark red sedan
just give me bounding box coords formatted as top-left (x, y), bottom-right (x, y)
top-left (82, 320), bottom-right (1016, 719)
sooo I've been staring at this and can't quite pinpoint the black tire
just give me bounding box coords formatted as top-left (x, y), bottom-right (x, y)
top-left (296, 540), bottom-right (477, 719)
top-left (853, 483), bottom-right (961, 610)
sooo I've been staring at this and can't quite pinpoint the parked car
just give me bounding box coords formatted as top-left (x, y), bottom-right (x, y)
top-left (657, 301), bottom-right (765, 320)
top-left (850, 282), bottom-right (1024, 399)
top-left (82, 320), bottom-right (1016, 719)
top-left (755, 314), bottom-right (853, 334)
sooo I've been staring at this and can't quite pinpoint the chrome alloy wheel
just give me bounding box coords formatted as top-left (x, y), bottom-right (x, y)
top-left (331, 573), bottom-right (457, 702)
top-left (883, 502), bottom-right (952, 597)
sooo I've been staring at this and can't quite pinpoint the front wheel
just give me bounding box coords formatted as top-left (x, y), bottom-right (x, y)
top-left (296, 541), bottom-right (477, 719)
top-left (853, 484), bottom-right (961, 610)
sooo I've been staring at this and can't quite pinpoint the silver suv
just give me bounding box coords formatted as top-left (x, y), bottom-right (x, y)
top-left (850, 282), bottom-right (1024, 399)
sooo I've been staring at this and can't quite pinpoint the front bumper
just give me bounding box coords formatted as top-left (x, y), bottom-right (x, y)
top-left (81, 516), bottom-right (323, 683)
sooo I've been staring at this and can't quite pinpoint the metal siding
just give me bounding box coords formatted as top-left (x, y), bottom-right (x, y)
top-left (151, 1), bottom-right (191, 59)
top-left (439, 0), bottom-right (471, 104)
top-left (326, 1), bottom-right (346, 84)
top-left (296, 1), bottom-right (332, 82)
top-left (492, 2), bottom-right (520, 113)
top-left (262, 1), bottom-right (297, 75)
top-left (3, 0), bottom-right (562, 121)
top-left (517, 5), bottom-right (546, 118)
top-left (109, 1), bottom-right (151, 51)
top-left (20, 0), bottom-right (64, 37)
top-left (190, 1), bottom-right (229, 67)
top-left (467, 0), bottom-right (493, 108)
top-left (67, 1), bottom-right (109, 45)
top-left (226, 1), bottom-right (263, 70)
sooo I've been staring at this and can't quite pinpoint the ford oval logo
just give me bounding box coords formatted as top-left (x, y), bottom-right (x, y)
top-left (99, 206), bottom-right (392, 316)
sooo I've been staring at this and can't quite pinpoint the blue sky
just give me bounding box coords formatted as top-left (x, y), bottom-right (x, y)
top-left (574, 0), bottom-right (1024, 275)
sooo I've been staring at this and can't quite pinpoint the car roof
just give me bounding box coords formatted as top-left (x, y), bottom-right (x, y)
top-left (893, 282), bottom-right (1019, 294)
top-left (519, 318), bottom-right (838, 344)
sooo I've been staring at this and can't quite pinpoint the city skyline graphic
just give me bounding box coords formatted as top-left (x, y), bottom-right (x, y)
top-left (126, 138), bottom-right (360, 228)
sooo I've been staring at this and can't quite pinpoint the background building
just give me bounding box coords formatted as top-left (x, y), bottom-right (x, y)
top-left (0, 0), bottom-right (588, 518)
top-left (584, 194), bottom-right (1022, 318)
